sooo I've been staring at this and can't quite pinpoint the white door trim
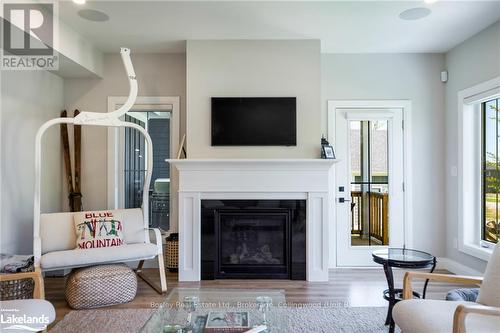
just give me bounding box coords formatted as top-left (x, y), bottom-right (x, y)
top-left (107, 96), bottom-right (180, 230)
top-left (327, 100), bottom-right (413, 268)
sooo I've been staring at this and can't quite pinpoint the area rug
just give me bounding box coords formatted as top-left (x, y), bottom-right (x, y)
top-left (50, 307), bottom-right (400, 333)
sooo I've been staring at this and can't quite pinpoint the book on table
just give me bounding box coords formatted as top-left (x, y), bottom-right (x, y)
top-left (204, 311), bottom-right (250, 333)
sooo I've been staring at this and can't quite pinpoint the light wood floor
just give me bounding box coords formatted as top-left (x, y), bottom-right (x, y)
top-left (46, 268), bottom-right (462, 328)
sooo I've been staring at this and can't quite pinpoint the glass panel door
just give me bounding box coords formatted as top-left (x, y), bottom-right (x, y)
top-left (335, 107), bottom-right (404, 267)
top-left (123, 111), bottom-right (171, 231)
top-left (124, 114), bottom-right (146, 209)
top-left (349, 120), bottom-right (389, 246)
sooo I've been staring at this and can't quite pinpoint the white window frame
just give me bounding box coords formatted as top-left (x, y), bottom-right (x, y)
top-left (458, 77), bottom-right (500, 261)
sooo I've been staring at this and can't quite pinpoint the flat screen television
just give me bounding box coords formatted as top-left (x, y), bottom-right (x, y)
top-left (211, 97), bottom-right (297, 146)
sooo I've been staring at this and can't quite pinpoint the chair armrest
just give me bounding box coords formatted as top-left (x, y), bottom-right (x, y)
top-left (0, 270), bottom-right (39, 282)
top-left (148, 228), bottom-right (163, 255)
top-left (453, 304), bottom-right (500, 333)
top-left (403, 271), bottom-right (483, 300)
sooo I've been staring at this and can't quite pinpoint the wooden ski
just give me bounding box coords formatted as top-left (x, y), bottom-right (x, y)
top-left (60, 110), bottom-right (74, 211)
top-left (73, 109), bottom-right (83, 211)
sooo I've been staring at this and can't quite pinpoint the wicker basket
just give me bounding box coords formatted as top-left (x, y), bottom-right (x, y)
top-left (0, 277), bottom-right (34, 300)
top-left (164, 233), bottom-right (178, 272)
top-left (0, 261), bottom-right (35, 301)
top-left (65, 264), bottom-right (137, 309)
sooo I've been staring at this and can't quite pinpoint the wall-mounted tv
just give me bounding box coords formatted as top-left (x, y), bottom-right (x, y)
top-left (211, 97), bottom-right (297, 146)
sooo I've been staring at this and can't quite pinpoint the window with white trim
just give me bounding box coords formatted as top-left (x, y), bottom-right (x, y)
top-left (482, 97), bottom-right (500, 244)
top-left (458, 77), bottom-right (500, 260)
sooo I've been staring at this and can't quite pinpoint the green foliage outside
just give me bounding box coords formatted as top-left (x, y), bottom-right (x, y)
top-left (484, 103), bottom-right (500, 243)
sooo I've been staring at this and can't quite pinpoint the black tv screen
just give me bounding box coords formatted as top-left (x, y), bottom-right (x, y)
top-left (211, 97), bottom-right (297, 146)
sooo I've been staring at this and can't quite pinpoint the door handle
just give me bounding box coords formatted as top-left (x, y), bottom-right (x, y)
top-left (338, 198), bottom-right (352, 203)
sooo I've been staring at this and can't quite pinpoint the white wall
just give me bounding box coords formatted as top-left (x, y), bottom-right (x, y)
top-left (64, 53), bottom-right (186, 211)
top-left (0, 70), bottom-right (64, 254)
top-left (57, 18), bottom-right (103, 77)
top-left (322, 54), bottom-right (447, 257)
top-left (445, 21), bottom-right (500, 273)
top-left (186, 40), bottom-right (321, 158)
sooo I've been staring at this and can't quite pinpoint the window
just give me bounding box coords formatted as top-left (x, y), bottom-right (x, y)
top-left (482, 98), bottom-right (500, 244)
top-left (458, 77), bottom-right (500, 260)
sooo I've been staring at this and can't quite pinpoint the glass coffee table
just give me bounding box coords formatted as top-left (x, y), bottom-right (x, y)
top-left (140, 288), bottom-right (288, 333)
top-left (372, 248), bottom-right (436, 333)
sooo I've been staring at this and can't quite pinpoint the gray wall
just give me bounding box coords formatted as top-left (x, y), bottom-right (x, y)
top-left (322, 53), bottom-right (447, 257)
top-left (64, 53), bottom-right (186, 211)
top-left (1, 70), bottom-right (64, 254)
top-left (445, 21), bottom-right (500, 272)
top-left (186, 40), bottom-right (322, 158)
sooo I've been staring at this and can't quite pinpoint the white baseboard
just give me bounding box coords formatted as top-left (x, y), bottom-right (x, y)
top-left (436, 257), bottom-right (483, 276)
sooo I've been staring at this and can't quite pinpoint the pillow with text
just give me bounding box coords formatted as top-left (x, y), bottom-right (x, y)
top-left (74, 211), bottom-right (124, 249)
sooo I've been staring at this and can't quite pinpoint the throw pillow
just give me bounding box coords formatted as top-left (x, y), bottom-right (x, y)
top-left (74, 211), bottom-right (124, 249)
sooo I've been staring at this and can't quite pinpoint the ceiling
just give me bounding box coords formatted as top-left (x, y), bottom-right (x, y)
top-left (59, 1), bottom-right (500, 54)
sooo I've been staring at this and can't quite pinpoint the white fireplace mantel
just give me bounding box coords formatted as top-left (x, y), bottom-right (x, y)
top-left (168, 158), bottom-right (338, 282)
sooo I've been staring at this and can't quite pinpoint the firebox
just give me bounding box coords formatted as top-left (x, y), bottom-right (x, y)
top-left (201, 200), bottom-right (306, 280)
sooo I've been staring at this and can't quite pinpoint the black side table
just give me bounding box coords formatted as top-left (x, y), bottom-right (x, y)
top-left (372, 248), bottom-right (436, 333)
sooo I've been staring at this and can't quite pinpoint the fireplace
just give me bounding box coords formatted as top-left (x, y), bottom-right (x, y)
top-left (171, 159), bottom-right (335, 282)
top-left (201, 200), bottom-right (306, 280)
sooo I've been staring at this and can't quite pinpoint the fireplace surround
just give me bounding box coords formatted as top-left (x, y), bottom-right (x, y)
top-left (201, 200), bottom-right (306, 280)
top-left (168, 159), bottom-right (337, 282)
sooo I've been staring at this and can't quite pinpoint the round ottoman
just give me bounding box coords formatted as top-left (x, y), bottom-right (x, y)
top-left (65, 264), bottom-right (137, 309)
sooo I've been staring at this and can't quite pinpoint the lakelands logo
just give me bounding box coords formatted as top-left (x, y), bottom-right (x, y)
top-left (0, 309), bottom-right (49, 332)
top-left (1, 1), bottom-right (59, 70)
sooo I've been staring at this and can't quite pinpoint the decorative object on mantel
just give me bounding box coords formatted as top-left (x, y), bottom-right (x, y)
top-left (320, 135), bottom-right (336, 159)
top-left (320, 134), bottom-right (329, 147)
top-left (165, 233), bottom-right (179, 272)
top-left (176, 134), bottom-right (187, 159)
top-left (322, 145), bottom-right (336, 159)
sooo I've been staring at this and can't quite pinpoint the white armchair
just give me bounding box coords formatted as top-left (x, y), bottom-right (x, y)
top-left (393, 242), bottom-right (500, 333)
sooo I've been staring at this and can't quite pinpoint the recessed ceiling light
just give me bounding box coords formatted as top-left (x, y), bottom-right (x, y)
top-left (73, 0), bottom-right (86, 5)
top-left (78, 9), bottom-right (109, 22)
top-left (399, 8), bottom-right (432, 21)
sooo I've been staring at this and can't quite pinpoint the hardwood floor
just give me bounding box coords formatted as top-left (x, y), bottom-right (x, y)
top-left (45, 267), bottom-right (463, 328)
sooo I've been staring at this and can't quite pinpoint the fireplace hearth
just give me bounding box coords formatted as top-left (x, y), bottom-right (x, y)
top-left (201, 200), bottom-right (306, 280)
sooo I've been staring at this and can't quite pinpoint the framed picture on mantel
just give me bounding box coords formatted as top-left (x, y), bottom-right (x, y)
top-left (322, 145), bottom-right (336, 159)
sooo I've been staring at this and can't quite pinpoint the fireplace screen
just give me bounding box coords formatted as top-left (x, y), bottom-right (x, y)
top-left (219, 213), bottom-right (287, 266)
top-left (215, 210), bottom-right (290, 278)
top-left (201, 200), bottom-right (306, 280)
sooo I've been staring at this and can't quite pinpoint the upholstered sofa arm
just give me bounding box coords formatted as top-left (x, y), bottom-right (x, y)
top-left (148, 228), bottom-right (163, 255)
top-left (453, 304), bottom-right (500, 333)
top-left (403, 272), bottom-right (483, 300)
